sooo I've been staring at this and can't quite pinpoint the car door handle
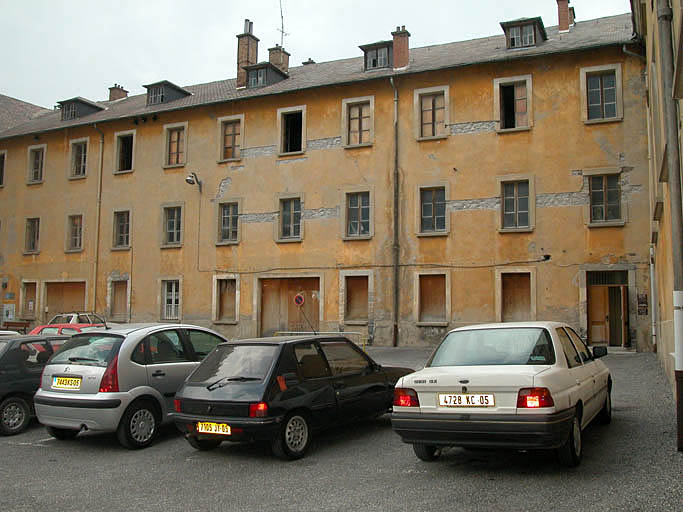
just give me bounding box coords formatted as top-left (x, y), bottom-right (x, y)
top-left (152, 370), bottom-right (166, 377)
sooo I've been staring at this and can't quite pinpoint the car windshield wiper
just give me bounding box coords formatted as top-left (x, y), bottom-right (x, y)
top-left (207, 376), bottom-right (260, 390)
top-left (68, 356), bottom-right (100, 362)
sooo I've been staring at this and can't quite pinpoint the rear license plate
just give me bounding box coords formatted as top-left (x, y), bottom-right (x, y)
top-left (196, 422), bottom-right (231, 435)
top-left (52, 376), bottom-right (82, 390)
top-left (438, 393), bottom-right (495, 407)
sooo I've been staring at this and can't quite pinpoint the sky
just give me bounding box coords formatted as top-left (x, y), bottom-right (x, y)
top-left (0, 0), bottom-right (633, 108)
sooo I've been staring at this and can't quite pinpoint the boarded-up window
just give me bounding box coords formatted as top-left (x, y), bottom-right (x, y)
top-left (111, 281), bottom-right (127, 320)
top-left (345, 276), bottom-right (368, 322)
top-left (216, 278), bottom-right (237, 322)
top-left (502, 273), bottom-right (531, 322)
top-left (419, 274), bottom-right (446, 322)
top-left (23, 282), bottom-right (37, 318)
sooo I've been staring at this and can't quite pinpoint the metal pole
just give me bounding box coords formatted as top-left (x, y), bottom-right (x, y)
top-left (657, 4), bottom-right (683, 451)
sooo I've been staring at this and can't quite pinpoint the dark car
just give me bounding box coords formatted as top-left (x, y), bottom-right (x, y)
top-left (173, 335), bottom-right (412, 459)
top-left (0, 335), bottom-right (69, 435)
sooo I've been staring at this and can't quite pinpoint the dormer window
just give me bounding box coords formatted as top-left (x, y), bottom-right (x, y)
top-left (243, 63), bottom-right (288, 89)
top-left (248, 68), bottom-right (267, 87)
top-left (509, 25), bottom-right (535, 48)
top-left (148, 85), bottom-right (164, 105)
top-left (62, 103), bottom-right (77, 121)
top-left (360, 42), bottom-right (393, 71)
top-left (57, 97), bottom-right (105, 121)
top-left (143, 80), bottom-right (191, 106)
top-left (500, 17), bottom-right (547, 50)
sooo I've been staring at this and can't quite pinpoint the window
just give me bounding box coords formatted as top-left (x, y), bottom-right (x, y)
top-left (25, 218), bottom-right (39, 253)
top-left (248, 68), bottom-right (266, 87)
top-left (62, 103), bottom-right (76, 121)
top-left (110, 280), bottom-right (128, 321)
top-left (70, 140), bottom-right (87, 178)
top-left (365, 46), bottom-right (391, 69)
top-left (556, 328), bottom-right (582, 368)
top-left (590, 174), bottom-right (621, 222)
top-left (344, 275), bottom-right (369, 323)
top-left (420, 187), bottom-right (446, 233)
top-left (565, 328), bottom-right (592, 362)
top-left (278, 106), bottom-right (306, 155)
top-left (413, 86), bottom-right (449, 139)
top-left (345, 191), bottom-right (370, 237)
top-left (509, 26), bottom-right (521, 48)
top-left (166, 126), bottom-right (185, 166)
top-left (294, 342), bottom-right (330, 379)
top-left (113, 210), bottom-right (130, 248)
top-left (186, 330), bottom-right (224, 359)
top-left (163, 206), bottom-right (182, 245)
top-left (508, 24), bottom-right (535, 48)
top-left (221, 120), bottom-right (241, 160)
top-left (418, 273), bottom-right (447, 324)
top-left (580, 64), bottom-right (622, 123)
top-left (161, 280), bottom-right (180, 321)
top-left (148, 86), bottom-right (164, 105)
top-left (280, 197), bottom-right (301, 240)
top-left (27, 145), bottom-right (45, 183)
top-left (493, 75), bottom-right (532, 131)
top-left (67, 214), bottom-right (83, 251)
top-left (342, 96), bottom-right (374, 147)
top-left (213, 276), bottom-right (238, 323)
top-left (115, 131), bottom-right (135, 173)
top-left (495, 267), bottom-right (536, 322)
top-left (522, 24), bottom-right (534, 46)
top-left (0, 150), bottom-right (5, 186)
top-left (218, 202), bottom-right (238, 243)
top-left (318, 340), bottom-right (370, 375)
top-left (502, 181), bottom-right (529, 228)
top-left (21, 281), bottom-right (37, 318)
top-left (148, 330), bottom-right (188, 362)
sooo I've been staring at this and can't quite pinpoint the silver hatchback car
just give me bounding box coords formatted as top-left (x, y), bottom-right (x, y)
top-left (34, 323), bottom-right (227, 449)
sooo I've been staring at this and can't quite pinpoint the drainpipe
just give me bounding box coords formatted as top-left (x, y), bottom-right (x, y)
top-left (650, 246), bottom-right (658, 350)
top-left (389, 77), bottom-right (400, 347)
top-left (92, 124), bottom-right (105, 316)
top-left (657, 4), bottom-right (683, 451)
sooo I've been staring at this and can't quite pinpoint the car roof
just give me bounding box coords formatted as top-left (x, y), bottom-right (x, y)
top-left (224, 334), bottom-right (350, 345)
top-left (0, 334), bottom-right (70, 343)
top-left (449, 321), bottom-right (570, 333)
top-left (75, 323), bottom-right (222, 337)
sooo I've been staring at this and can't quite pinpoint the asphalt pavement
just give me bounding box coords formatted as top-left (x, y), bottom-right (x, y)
top-left (0, 349), bottom-right (681, 512)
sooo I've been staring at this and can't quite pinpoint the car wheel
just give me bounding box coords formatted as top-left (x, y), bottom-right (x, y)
top-left (46, 425), bottom-right (80, 440)
top-left (557, 413), bottom-right (582, 467)
top-left (272, 412), bottom-right (310, 460)
top-left (413, 443), bottom-right (440, 462)
top-left (0, 397), bottom-right (31, 435)
top-left (187, 436), bottom-right (222, 451)
top-left (598, 386), bottom-right (612, 425)
top-left (117, 400), bottom-right (159, 450)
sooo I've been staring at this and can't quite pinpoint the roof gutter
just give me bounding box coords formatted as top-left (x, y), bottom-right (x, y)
top-left (389, 77), bottom-right (400, 347)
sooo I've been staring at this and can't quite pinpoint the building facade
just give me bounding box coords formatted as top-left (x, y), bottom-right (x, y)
top-left (0, 2), bottom-right (651, 349)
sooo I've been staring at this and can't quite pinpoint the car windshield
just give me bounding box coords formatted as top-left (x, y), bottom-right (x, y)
top-left (188, 344), bottom-right (278, 384)
top-left (429, 327), bottom-right (556, 366)
top-left (49, 315), bottom-right (70, 325)
top-left (50, 334), bottom-right (124, 367)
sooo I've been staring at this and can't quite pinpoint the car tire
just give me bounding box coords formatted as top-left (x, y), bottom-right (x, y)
top-left (271, 412), bottom-right (311, 460)
top-left (46, 425), bottom-right (80, 440)
top-left (598, 386), bottom-right (612, 425)
top-left (117, 399), bottom-right (159, 450)
top-left (412, 443), bottom-right (440, 462)
top-left (557, 413), bottom-right (582, 467)
top-left (187, 436), bottom-right (222, 451)
top-left (0, 397), bottom-right (31, 436)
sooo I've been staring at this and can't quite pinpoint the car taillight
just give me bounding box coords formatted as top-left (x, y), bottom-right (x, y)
top-left (393, 388), bottom-right (420, 407)
top-left (174, 399), bottom-right (182, 413)
top-left (39, 366), bottom-right (47, 390)
top-left (517, 387), bottom-right (554, 408)
top-left (99, 354), bottom-right (119, 393)
top-left (249, 402), bottom-right (268, 418)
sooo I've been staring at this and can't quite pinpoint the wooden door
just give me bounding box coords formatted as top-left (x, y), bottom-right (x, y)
top-left (502, 273), bottom-right (531, 322)
top-left (260, 278), bottom-right (320, 337)
top-left (45, 282), bottom-right (86, 321)
top-left (588, 285), bottom-right (609, 344)
top-left (111, 281), bottom-right (128, 321)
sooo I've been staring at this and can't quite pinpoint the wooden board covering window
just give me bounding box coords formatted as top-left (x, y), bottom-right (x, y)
top-left (217, 279), bottom-right (236, 321)
top-left (45, 282), bottom-right (86, 318)
top-left (22, 283), bottom-right (36, 318)
top-left (501, 273), bottom-right (530, 322)
top-left (419, 274), bottom-right (446, 322)
top-left (345, 276), bottom-right (368, 321)
top-left (111, 281), bottom-right (127, 320)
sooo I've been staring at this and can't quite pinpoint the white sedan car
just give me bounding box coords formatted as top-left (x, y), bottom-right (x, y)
top-left (391, 322), bottom-right (611, 467)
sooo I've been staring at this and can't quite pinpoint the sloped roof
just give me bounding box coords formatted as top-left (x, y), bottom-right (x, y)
top-left (0, 13), bottom-right (634, 141)
top-left (0, 94), bottom-right (49, 132)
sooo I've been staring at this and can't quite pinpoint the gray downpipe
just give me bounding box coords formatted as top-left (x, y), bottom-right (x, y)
top-left (390, 77), bottom-right (400, 347)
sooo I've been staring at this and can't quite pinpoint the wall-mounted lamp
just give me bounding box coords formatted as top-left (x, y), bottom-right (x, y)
top-left (185, 172), bottom-right (202, 193)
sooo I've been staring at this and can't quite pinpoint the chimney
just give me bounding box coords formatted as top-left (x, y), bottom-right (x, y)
top-left (268, 44), bottom-right (290, 74)
top-left (108, 83), bottom-right (128, 101)
top-left (557, 0), bottom-right (570, 32)
top-left (392, 25), bottom-right (410, 69)
top-left (236, 19), bottom-right (259, 88)
top-left (569, 6), bottom-right (576, 27)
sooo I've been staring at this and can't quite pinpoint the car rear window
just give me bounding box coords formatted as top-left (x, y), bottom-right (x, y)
top-left (0, 340), bottom-right (8, 355)
top-left (188, 344), bottom-right (278, 383)
top-left (429, 328), bottom-right (556, 367)
top-left (49, 334), bottom-right (124, 367)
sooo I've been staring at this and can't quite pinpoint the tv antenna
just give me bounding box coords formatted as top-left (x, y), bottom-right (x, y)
top-left (278, 0), bottom-right (289, 47)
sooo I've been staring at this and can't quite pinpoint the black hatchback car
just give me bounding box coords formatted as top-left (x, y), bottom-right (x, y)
top-left (173, 335), bottom-right (412, 459)
top-left (0, 335), bottom-right (69, 435)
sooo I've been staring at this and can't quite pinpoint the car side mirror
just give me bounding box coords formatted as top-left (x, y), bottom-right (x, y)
top-left (592, 346), bottom-right (607, 359)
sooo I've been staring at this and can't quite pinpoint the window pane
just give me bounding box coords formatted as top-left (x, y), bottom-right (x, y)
top-left (503, 213), bottom-right (515, 228)
top-left (518, 211), bottom-right (529, 227)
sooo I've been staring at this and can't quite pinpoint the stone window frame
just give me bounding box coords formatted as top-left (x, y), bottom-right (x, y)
top-left (415, 182), bottom-right (450, 237)
top-left (107, 276), bottom-right (131, 323)
top-left (493, 74), bottom-right (533, 133)
top-left (0, 149), bottom-right (6, 188)
top-left (496, 173), bottom-right (536, 233)
top-left (341, 95), bottom-right (375, 148)
top-left (24, 216), bottom-right (40, 255)
top-left (413, 85), bottom-right (450, 141)
top-left (26, 143), bottom-right (46, 185)
top-left (275, 192), bottom-right (304, 244)
top-left (494, 266), bottom-right (537, 322)
top-left (579, 63), bottom-right (623, 125)
top-left (162, 121), bottom-right (188, 169)
top-left (212, 273), bottom-right (240, 324)
top-left (216, 114), bottom-right (244, 163)
top-left (277, 105), bottom-right (307, 156)
top-left (582, 167), bottom-right (628, 228)
top-left (339, 269), bottom-right (374, 326)
top-left (112, 208), bottom-right (132, 250)
top-left (65, 212), bottom-right (84, 253)
top-left (19, 279), bottom-right (39, 319)
top-left (113, 129), bottom-right (136, 174)
top-left (216, 197), bottom-right (242, 246)
top-left (158, 276), bottom-right (183, 322)
top-left (68, 137), bottom-right (89, 180)
top-left (160, 201), bottom-right (184, 248)
top-left (340, 185), bottom-right (374, 241)
top-left (414, 269), bottom-right (451, 327)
